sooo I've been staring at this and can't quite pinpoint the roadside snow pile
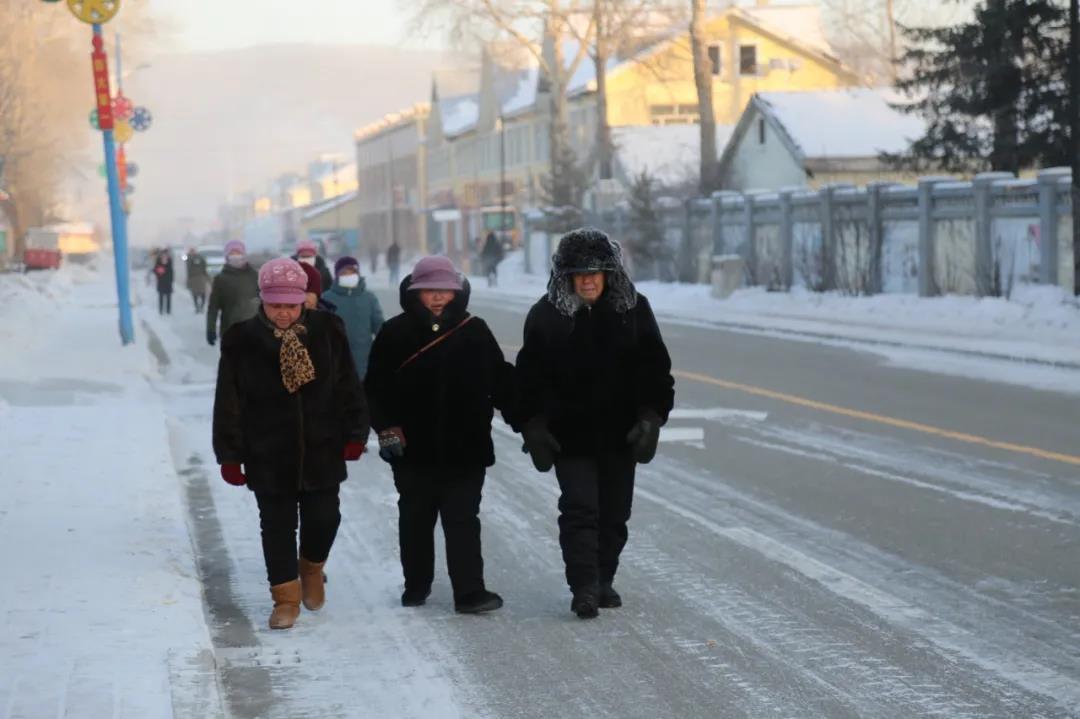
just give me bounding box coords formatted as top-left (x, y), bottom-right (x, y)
top-left (0, 262), bottom-right (217, 717)
top-left (470, 250), bottom-right (1080, 365)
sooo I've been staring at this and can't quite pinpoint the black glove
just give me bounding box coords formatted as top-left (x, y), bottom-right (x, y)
top-left (206, 329), bottom-right (217, 347)
top-left (626, 411), bottom-right (661, 464)
top-left (522, 417), bottom-right (561, 472)
top-left (378, 428), bottom-right (406, 463)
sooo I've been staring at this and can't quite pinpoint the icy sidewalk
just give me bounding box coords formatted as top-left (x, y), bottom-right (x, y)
top-left (0, 266), bottom-right (221, 718)
top-left (451, 250), bottom-right (1080, 369)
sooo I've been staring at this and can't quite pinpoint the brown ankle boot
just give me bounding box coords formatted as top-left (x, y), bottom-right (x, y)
top-left (269, 579), bottom-right (302, 630)
top-left (298, 556), bottom-right (326, 611)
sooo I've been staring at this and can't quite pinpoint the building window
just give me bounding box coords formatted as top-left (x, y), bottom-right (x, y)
top-left (708, 44), bottom-right (722, 76)
top-left (758, 118), bottom-right (766, 144)
top-left (739, 45), bottom-right (758, 76)
top-left (649, 104), bottom-right (700, 126)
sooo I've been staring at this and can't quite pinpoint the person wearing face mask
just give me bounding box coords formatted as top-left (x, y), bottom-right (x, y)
top-left (325, 256), bottom-right (384, 379)
top-left (515, 228), bottom-right (674, 620)
top-left (213, 257), bottom-right (369, 630)
top-left (292, 239), bottom-right (334, 294)
top-left (207, 240), bottom-right (260, 347)
top-left (365, 256), bottom-right (514, 614)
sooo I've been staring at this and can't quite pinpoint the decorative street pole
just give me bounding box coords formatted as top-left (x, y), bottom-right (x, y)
top-left (67, 0), bottom-right (134, 344)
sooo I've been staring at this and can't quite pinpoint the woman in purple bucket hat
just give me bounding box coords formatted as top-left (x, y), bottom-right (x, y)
top-left (365, 255), bottom-right (514, 614)
top-left (212, 257), bottom-right (370, 630)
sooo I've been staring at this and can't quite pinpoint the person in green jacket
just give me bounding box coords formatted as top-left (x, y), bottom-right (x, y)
top-left (324, 256), bottom-right (384, 378)
top-left (207, 240), bottom-right (260, 347)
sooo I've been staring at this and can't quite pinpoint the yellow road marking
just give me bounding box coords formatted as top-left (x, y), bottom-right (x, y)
top-left (500, 343), bottom-right (1080, 467)
top-left (673, 370), bottom-right (1080, 468)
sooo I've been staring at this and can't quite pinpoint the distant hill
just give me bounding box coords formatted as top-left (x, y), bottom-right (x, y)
top-left (121, 44), bottom-right (450, 245)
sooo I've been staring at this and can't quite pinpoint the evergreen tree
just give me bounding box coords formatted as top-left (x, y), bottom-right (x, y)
top-left (891, 0), bottom-right (1068, 174)
top-left (626, 171), bottom-right (671, 281)
top-left (540, 141), bottom-right (588, 231)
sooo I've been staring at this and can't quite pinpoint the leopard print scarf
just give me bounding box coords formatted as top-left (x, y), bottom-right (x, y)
top-left (273, 324), bottom-right (316, 394)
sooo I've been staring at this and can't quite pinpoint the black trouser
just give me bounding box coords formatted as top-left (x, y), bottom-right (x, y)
top-left (392, 462), bottom-right (486, 600)
top-left (554, 452), bottom-right (636, 592)
top-left (254, 486), bottom-right (341, 586)
top-left (158, 291), bottom-right (172, 315)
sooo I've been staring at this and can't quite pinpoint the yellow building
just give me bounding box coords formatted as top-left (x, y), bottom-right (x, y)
top-left (595, 3), bottom-right (858, 128)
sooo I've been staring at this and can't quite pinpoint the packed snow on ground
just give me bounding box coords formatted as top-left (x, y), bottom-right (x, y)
top-left (0, 262), bottom-right (218, 717)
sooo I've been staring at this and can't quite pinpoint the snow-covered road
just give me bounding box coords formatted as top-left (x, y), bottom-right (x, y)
top-left (3, 263), bottom-right (1077, 718)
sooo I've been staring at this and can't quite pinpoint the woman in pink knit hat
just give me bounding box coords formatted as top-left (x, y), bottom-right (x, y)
top-left (212, 257), bottom-right (370, 630)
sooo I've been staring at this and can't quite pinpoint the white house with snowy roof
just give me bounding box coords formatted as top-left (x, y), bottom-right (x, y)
top-left (717, 88), bottom-right (928, 191)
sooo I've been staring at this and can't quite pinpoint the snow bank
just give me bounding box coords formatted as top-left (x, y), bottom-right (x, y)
top-left (0, 263), bottom-right (217, 716)
top-left (467, 250), bottom-right (1080, 371)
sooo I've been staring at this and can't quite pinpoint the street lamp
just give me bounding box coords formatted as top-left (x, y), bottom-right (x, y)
top-left (497, 113), bottom-right (506, 242)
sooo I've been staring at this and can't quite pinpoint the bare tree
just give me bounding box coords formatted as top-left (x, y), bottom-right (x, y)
top-left (690, 0), bottom-right (718, 194)
top-left (821, 0), bottom-right (973, 84)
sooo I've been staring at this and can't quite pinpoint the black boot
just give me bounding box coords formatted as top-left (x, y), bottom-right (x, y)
top-left (599, 582), bottom-right (622, 609)
top-left (455, 590), bottom-right (504, 614)
top-left (571, 586), bottom-right (600, 619)
top-left (401, 586), bottom-right (431, 607)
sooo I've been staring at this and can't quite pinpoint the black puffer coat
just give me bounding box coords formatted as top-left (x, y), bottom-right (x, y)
top-left (516, 228), bottom-right (675, 457)
top-left (365, 276), bottom-right (514, 468)
top-left (213, 308), bottom-right (370, 495)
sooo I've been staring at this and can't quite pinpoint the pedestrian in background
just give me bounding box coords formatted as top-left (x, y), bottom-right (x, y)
top-left (368, 242), bottom-right (379, 276)
top-left (325, 256), bottom-right (384, 379)
top-left (293, 239), bottom-right (334, 293)
top-left (481, 231), bottom-right (505, 287)
top-left (153, 250), bottom-right (174, 315)
top-left (298, 261), bottom-right (337, 314)
top-left (365, 256), bottom-right (512, 614)
top-left (207, 240), bottom-right (259, 347)
top-left (516, 228), bottom-right (674, 619)
top-left (386, 240), bottom-right (402, 284)
top-left (186, 247), bottom-right (211, 314)
top-left (213, 257), bottom-right (369, 630)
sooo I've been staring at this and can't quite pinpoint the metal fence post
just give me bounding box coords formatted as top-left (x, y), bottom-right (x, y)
top-left (711, 191), bottom-right (724, 258)
top-left (779, 189), bottom-right (794, 289)
top-left (820, 186), bottom-right (836, 291)
top-left (973, 174), bottom-right (995, 296)
top-left (867, 182), bottom-right (886, 294)
top-left (743, 193), bottom-right (756, 285)
top-left (1038, 167), bottom-right (1071, 285)
top-left (917, 177), bottom-right (942, 297)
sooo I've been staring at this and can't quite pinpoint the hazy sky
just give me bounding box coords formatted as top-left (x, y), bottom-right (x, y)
top-left (147, 0), bottom-right (434, 52)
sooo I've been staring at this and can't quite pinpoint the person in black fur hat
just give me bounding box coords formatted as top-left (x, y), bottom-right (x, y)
top-left (515, 227), bottom-right (674, 619)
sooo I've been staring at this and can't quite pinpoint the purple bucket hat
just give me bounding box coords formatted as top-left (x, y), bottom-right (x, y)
top-left (409, 255), bottom-right (463, 291)
top-left (258, 257), bottom-right (308, 304)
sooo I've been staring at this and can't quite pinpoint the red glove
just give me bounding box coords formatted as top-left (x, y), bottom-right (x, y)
top-left (221, 463), bottom-right (246, 486)
top-left (343, 441), bottom-right (366, 461)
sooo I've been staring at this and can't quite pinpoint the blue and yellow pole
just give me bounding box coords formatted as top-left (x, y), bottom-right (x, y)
top-left (92, 23), bottom-right (134, 344)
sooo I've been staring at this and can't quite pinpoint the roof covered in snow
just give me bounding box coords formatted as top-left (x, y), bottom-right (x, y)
top-left (432, 66), bottom-right (481, 138)
top-left (613, 124), bottom-right (735, 188)
top-left (754, 88), bottom-right (926, 159)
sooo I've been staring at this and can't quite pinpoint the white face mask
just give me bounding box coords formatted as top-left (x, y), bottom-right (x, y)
top-left (226, 254), bottom-right (246, 268)
top-left (299, 256), bottom-right (316, 266)
top-left (338, 274), bottom-right (360, 289)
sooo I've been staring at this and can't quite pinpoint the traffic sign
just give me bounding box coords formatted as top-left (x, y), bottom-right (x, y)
top-left (66, 0), bottom-right (120, 24)
top-left (114, 119), bottom-right (133, 144)
top-left (131, 107), bottom-right (153, 132)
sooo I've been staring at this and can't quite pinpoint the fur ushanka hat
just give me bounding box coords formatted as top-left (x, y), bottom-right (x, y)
top-left (547, 227), bottom-right (637, 316)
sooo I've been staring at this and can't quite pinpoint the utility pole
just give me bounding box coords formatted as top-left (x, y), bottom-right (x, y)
top-left (498, 113), bottom-right (507, 241)
top-left (1072, 0), bottom-right (1080, 295)
top-left (886, 0), bottom-right (899, 83)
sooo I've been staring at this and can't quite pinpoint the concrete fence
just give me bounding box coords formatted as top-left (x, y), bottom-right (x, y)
top-left (524, 168), bottom-right (1075, 297)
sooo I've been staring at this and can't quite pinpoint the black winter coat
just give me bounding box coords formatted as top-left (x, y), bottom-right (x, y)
top-left (153, 258), bottom-right (174, 293)
top-left (212, 308), bottom-right (370, 495)
top-left (365, 277), bottom-right (514, 468)
top-left (515, 293), bottom-right (674, 457)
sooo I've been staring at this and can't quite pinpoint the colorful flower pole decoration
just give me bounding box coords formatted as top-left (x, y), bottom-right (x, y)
top-left (130, 106), bottom-right (153, 132)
